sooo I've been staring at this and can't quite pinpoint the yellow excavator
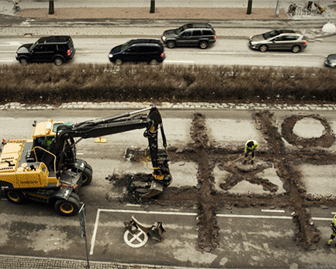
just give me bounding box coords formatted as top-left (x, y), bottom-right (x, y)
top-left (0, 107), bottom-right (172, 216)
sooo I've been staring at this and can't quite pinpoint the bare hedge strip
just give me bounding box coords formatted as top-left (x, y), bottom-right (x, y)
top-left (0, 64), bottom-right (335, 104)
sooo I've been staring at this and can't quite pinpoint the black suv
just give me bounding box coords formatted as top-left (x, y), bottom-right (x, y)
top-left (16, 36), bottom-right (75, 65)
top-left (161, 23), bottom-right (216, 49)
top-left (108, 39), bottom-right (165, 65)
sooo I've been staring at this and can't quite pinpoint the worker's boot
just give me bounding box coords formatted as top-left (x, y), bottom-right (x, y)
top-left (242, 160), bottom-right (247, 165)
top-left (328, 239), bottom-right (333, 246)
top-left (251, 160), bottom-right (254, 165)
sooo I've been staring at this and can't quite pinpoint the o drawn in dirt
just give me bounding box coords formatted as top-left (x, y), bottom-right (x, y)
top-left (281, 114), bottom-right (335, 148)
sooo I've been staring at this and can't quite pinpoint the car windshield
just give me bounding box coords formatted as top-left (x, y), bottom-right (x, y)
top-left (174, 25), bottom-right (186, 35)
top-left (30, 41), bottom-right (38, 51)
top-left (263, 30), bottom-right (280, 40)
top-left (121, 41), bottom-right (131, 51)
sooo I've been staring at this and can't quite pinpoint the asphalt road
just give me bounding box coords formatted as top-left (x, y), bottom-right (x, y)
top-left (1, 109), bottom-right (336, 268)
top-left (1, 36), bottom-right (336, 67)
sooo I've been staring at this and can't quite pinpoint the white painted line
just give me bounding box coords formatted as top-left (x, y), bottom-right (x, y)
top-left (198, 52), bottom-right (241, 55)
top-left (0, 60), bottom-right (14, 62)
top-left (272, 53), bottom-right (313, 56)
top-left (126, 203), bottom-right (141, 207)
top-left (99, 209), bottom-right (197, 216)
top-left (311, 217), bottom-right (333, 221)
top-left (89, 209), bottom-right (101, 255)
top-left (217, 214), bottom-right (292, 220)
top-left (331, 212), bottom-right (336, 215)
top-left (261, 209), bottom-right (285, 213)
top-left (165, 60), bottom-right (195, 63)
top-left (77, 153), bottom-right (84, 155)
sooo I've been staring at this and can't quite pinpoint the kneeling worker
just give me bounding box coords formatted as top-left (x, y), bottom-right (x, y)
top-left (328, 214), bottom-right (336, 246)
top-left (243, 140), bottom-right (258, 165)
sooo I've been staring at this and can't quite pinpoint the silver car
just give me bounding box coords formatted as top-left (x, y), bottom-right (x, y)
top-left (248, 29), bottom-right (307, 53)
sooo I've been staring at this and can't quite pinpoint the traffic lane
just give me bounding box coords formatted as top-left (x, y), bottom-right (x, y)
top-left (0, 37), bottom-right (334, 67)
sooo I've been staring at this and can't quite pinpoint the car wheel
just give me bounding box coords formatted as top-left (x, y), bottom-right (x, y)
top-left (54, 57), bottom-right (63, 66)
top-left (149, 59), bottom-right (158, 65)
top-left (19, 58), bottom-right (28, 65)
top-left (199, 41), bottom-right (208, 49)
top-left (167, 41), bottom-right (176, 49)
top-left (5, 190), bottom-right (24, 204)
top-left (259, 45), bottom-right (268, 52)
top-left (115, 59), bottom-right (123, 65)
top-left (291, 45), bottom-right (301, 53)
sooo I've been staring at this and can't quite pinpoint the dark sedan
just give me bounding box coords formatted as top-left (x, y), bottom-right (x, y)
top-left (325, 54), bottom-right (336, 68)
top-left (248, 30), bottom-right (307, 53)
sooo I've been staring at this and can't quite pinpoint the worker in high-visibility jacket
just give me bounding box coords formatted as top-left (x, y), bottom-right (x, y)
top-left (243, 140), bottom-right (258, 165)
top-left (327, 215), bottom-right (336, 246)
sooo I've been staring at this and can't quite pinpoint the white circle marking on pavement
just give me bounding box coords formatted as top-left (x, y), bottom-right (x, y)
top-left (124, 229), bottom-right (148, 248)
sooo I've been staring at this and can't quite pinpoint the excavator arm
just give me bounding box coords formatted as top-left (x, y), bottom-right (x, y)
top-left (48, 107), bottom-right (172, 190)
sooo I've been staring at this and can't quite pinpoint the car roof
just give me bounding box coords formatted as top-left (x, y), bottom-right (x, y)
top-left (37, 36), bottom-right (72, 44)
top-left (276, 29), bottom-right (296, 34)
top-left (128, 39), bottom-right (163, 47)
top-left (183, 23), bottom-right (213, 29)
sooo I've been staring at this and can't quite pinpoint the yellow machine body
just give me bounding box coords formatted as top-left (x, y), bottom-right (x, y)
top-left (0, 124), bottom-right (60, 190)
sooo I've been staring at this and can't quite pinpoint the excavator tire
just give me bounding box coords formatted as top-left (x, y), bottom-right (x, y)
top-left (54, 196), bottom-right (80, 216)
top-left (85, 163), bottom-right (93, 173)
top-left (5, 190), bottom-right (24, 204)
top-left (81, 167), bottom-right (93, 186)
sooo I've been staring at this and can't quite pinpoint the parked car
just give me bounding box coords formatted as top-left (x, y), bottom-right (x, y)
top-left (15, 36), bottom-right (75, 65)
top-left (248, 29), bottom-right (307, 53)
top-left (161, 23), bottom-right (216, 49)
top-left (108, 39), bottom-right (165, 65)
top-left (324, 54), bottom-right (336, 68)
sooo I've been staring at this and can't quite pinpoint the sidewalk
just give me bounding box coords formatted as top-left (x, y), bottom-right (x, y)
top-left (0, 0), bottom-right (336, 38)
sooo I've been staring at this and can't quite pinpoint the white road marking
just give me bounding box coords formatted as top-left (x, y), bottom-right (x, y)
top-left (261, 209), bottom-right (285, 213)
top-left (77, 153), bottom-right (84, 155)
top-left (198, 52), bottom-right (315, 57)
top-left (165, 60), bottom-right (195, 63)
top-left (89, 208), bottom-right (334, 255)
top-left (217, 214), bottom-right (292, 219)
top-left (0, 42), bottom-right (21, 46)
top-left (0, 60), bottom-right (14, 62)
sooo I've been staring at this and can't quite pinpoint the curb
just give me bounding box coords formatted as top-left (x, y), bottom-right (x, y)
top-left (2, 102), bottom-right (336, 112)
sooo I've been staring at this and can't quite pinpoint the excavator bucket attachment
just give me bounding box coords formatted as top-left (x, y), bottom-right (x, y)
top-left (147, 222), bottom-right (166, 241)
top-left (131, 179), bottom-right (164, 198)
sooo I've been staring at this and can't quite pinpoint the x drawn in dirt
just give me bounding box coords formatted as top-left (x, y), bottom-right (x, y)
top-left (107, 111), bottom-right (336, 251)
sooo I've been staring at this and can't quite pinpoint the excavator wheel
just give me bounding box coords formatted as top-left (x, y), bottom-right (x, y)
top-left (81, 167), bottom-right (93, 186)
top-left (5, 190), bottom-right (24, 204)
top-left (54, 196), bottom-right (80, 216)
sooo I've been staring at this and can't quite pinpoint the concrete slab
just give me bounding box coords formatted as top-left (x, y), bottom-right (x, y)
top-left (213, 165), bottom-right (285, 195)
top-left (298, 164), bottom-right (336, 197)
top-left (293, 118), bottom-right (325, 138)
top-left (164, 118), bottom-right (193, 147)
top-left (228, 180), bottom-right (266, 194)
top-left (206, 118), bottom-right (266, 146)
top-left (169, 161), bottom-right (198, 188)
top-left (217, 216), bottom-right (296, 268)
top-left (256, 167), bottom-right (286, 194)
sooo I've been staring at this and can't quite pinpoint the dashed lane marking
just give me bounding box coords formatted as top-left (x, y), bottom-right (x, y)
top-left (261, 209), bottom-right (286, 213)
